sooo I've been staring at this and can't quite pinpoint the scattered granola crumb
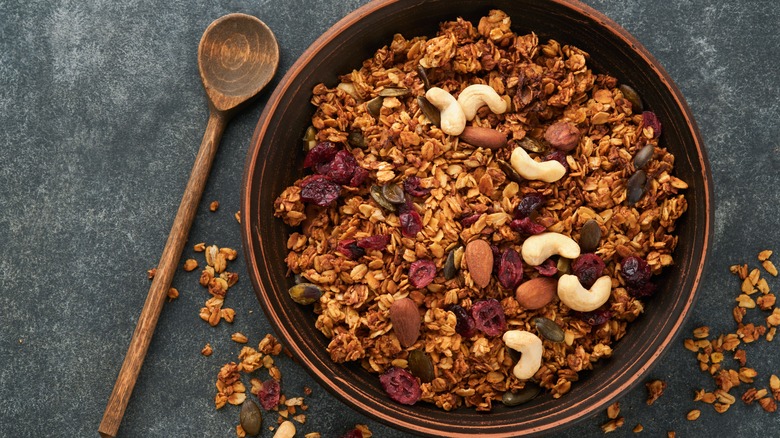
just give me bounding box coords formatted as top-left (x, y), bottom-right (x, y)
top-left (183, 258), bottom-right (199, 271)
top-left (759, 250), bottom-right (773, 262)
top-left (235, 210), bottom-right (241, 223)
top-left (759, 397), bottom-right (777, 412)
top-left (632, 423), bottom-right (643, 433)
top-left (667, 432), bottom-right (675, 438)
top-left (147, 268), bottom-right (156, 279)
top-left (764, 260), bottom-right (779, 277)
top-left (232, 332), bottom-right (249, 344)
top-left (606, 402), bottom-right (620, 419)
top-left (646, 380), bottom-right (667, 405)
top-left (304, 433), bottom-right (321, 438)
top-left (303, 386), bottom-right (312, 396)
top-left (194, 242), bottom-right (206, 252)
top-left (600, 417), bottom-right (624, 433)
top-left (686, 409), bottom-right (700, 420)
top-left (202, 343), bottom-right (213, 356)
top-left (210, 200), bottom-right (220, 212)
top-left (292, 414), bottom-right (306, 424)
top-left (236, 424), bottom-right (246, 438)
top-left (167, 287), bottom-right (179, 301)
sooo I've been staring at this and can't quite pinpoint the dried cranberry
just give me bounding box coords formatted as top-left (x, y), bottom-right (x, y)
top-left (514, 193), bottom-right (546, 219)
top-left (257, 379), bottom-right (280, 410)
top-left (576, 309), bottom-right (612, 326)
top-left (341, 430), bottom-right (363, 438)
top-left (379, 367), bottom-right (421, 405)
top-left (300, 175), bottom-right (341, 207)
top-left (498, 248), bottom-right (523, 289)
top-left (460, 213), bottom-right (482, 227)
top-left (404, 176), bottom-right (431, 197)
top-left (471, 299), bottom-right (506, 337)
top-left (398, 201), bottom-right (423, 237)
top-left (621, 256), bottom-right (651, 288)
top-left (326, 150), bottom-right (360, 185)
top-left (628, 282), bottom-right (657, 298)
top-left (449, 304), bottom-right (477, 338)
top-left (349, 167), bottom-right (369, 187)
top-left (642, 111), bottom-right (662, 138)
top-left (571, 253), bottom-right (606, 289)
top-left (509, 217), bottom-right (546, 235)
top-left (303, 141), bottom-right (338, 168)
top-left (357, 235), bottom-right (389, 251)
top-left (491, 245), bottom-right (501, 273)
top-left (337, 239), bottom-right (365, 260)
top-left (408, 259), bottom-right (436, 289)
top-left (534, 258), bottom-right (558, 277)
top-left (544, 150), bottom-right (570, 172)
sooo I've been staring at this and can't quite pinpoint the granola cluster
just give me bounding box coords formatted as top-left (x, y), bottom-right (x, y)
top-left (274, 10), bottom-right (687, 411)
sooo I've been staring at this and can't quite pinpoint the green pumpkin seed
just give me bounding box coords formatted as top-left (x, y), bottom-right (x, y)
top-left (534, 317), bottom-right (565, 343)
top-left (517, 137), bottom-right (548, 153)
top-left (240, 399), bottom-right (262, 436)
top-left (378, 87), bottom-right (411, 97)
top-left (502, 383), bottom-right (541, 406)
top-left (626, 170), bottom-right (647, 206)
top-left (497, 159), bottom-right (524, 184)
top-left (382, 183), bottom-right (405, 205)
top-left (370, 185), bottom-right (396, 212)
top-left (408, 349), bottom-right (435, 383)
top-left (633, 143), bottom-right (654, 170)
top-left (417, 96), bottom-right (441, 127)
top-left (556, 257), bottom-right (571, 276)
top-left (619, 84), bottom-right (644, 113)
top-left (443, 245), bottom-right (464, 280)
top-left (348, 131), bottom-right (366, 148)
top-left (367, 96), bottom-right (384, 118)
top-left (302, 126), bottom-right (317, 151)
top-left (288, 283), bottom-right (323, 305)
top-left (579, 219), bottom-right (602, 254)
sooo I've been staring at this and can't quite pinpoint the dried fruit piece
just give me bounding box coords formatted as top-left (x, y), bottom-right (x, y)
top-left (514, 193), bottom-right (546, 219)
top-left (397, 200), bottom-right (423, 237)
top-left (403, 176), bottom-right (431, 197)
top-left (642, 111), bottom-right (662, 138)
top-left (380, 367), bottom-right (421, 405)
top-left (240, 400), bottom-right (263, 436)
top-left (257, 379), bottom-right (280, 410)
top-left (571, 253), bottom-right (606, 289)
top-left (303, 141), bottom-right (338, 168)
top-left (576, 309), bottom-right (612, 326)
top-left (498, 248), bottom-right (523, 289)
top-left (300, 175), bottom-right (341, 207)
top-left (621, 256), bottom-right (651, 288)
top-left (460, 213), bottom-right (482, 227)
top-left (544, 150), bottom-right (570, 172)
top-left (408, 349), bottom-right (435, 383)
top-left (357, 235), bottom-right (389, 251)
top-left (534, 258), bottom-right (558, 277)
top-left (408, 259), bottom-right (436, 289)
top-left (337, 239), bottom-right (365, 260)
top-left (544, 121), bottom-right (580, 151)
top-left (327, 150), bottom-right (361, 185)
top-left (450, 304), bottom-right (477, 338)
top-left (509, 217), bottom-right (547, 235)
top-left (471, 299), bottom-right (506, 337)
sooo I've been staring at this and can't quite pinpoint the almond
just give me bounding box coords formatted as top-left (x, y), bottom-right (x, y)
top-left (459, 126), bottom-right (507, 150)
top-left (515, 277), bottom-right (557, 309)
top-left (465, 239), bottom-right (493, 288)
top-left (389, 298), bottom-right (421, 348)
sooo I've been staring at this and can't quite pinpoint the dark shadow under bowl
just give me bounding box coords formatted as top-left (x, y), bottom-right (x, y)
top-left (241, 0), bottom-right (712, 436)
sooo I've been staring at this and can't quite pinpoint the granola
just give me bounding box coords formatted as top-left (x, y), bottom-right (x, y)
top-left (273, 10), bottom-right (687, 410)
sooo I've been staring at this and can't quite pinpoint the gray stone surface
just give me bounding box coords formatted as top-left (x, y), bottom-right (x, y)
top-left (1, 0), bottom-right (778, 436)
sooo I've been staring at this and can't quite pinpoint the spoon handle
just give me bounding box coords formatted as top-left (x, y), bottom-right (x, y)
top-left (99, 110), bottom-right (227, 438)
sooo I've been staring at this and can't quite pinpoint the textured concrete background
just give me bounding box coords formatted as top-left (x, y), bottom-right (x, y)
top-left (1, 0), bottom-right (779, 436)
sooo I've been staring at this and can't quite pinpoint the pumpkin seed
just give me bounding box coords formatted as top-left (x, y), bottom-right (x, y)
top-left (240, 399), bottom-right (262, 436)
top-left (579, 219), bottom-right (602, 253)
top-left (556, 257), bottom-right (571, 276)
top-left (302, 125), bottom-right (317, 151)
top-left (370, 185), bottom-right (396, 212)
top-left (417, 65), bottom-right (431, 91)
top-left (626, 170), bottom-right (647, 206)
top-left (497, 159), bottom-right (524, 184)
top-left (378, 87), bottom-right (410, 97)
top-left (502, 383), bottom-right (541, 406)
top-left (534, 317), bottom-right (565, 343)
top-left (288, 283), bottom-right (323, 305)
top-left (517, 136), bottom-right (548, 153)
top-left (381, 183), bottom-right (405, 205)
top-left (444, 245), bottom-right (464, 280)
top-left (633, 143), bottom-right (654, 170)
top-left (417, 96), bottom-right (441, 127)
top-left (367, 96), bottom-right (384, 118)
top-left (619, 84), bottom-right (643, 112)
top-left (408, 349), bottom-right (435, 383)
top-left (348, 131), bottom-right (366, 148)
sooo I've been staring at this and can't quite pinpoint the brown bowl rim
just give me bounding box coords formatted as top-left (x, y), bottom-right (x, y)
top-left (240, 0), bottom-right (713, 435)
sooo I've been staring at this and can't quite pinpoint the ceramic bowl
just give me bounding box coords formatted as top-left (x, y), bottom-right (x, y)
top-left (241, 0), bottom-right (712, 435)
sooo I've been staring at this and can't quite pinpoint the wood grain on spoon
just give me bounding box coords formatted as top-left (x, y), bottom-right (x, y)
top-left (98, 13), bottom-right (278, 438)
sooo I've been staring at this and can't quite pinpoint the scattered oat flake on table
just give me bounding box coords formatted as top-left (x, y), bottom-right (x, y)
top-left (632, 423), bottom-right (643, 433)
top-left (646, 380), bottom-right (666, 405)
top-left (606, 402), bottom-right (620, 419)
top-left (210, 200), bottom-right (219, 211)
top-left (686, 409), bottom-right (701, 420)
top-left (763, 260), bottom-right (778, 276)
top-left (600, 417), bottom-right (624, 433)
top-left (183, 258), bottom-right (198, 271)
top-left (235, 210), bottom-right (241, 223)
top-left (147, 268), bottom-right (156, 279)
top-left (167, 287), bottom-right (179, 301)
top-left (232, 332), bottom-right (249, 344)
top-left (202, 343), bottom-right (213, 356)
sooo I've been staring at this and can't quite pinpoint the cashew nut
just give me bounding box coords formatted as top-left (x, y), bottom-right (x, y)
top-left (457, 84), bottom-right (508, 121)
top-left (273, 420), bottom-right (296, 438)
top-left (557, 274), bottom-right (612, 312)
top-left (425, 87), bottom-right (466, 136)
top-left (510, 147), bottom-right (567, 183)
top-left (521, 232), bottom-right (581, 266)
top-left (502, 330), bottom-right (543, 380)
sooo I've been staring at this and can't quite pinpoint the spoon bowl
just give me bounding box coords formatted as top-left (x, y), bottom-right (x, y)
top-left (99, 13), bottom-right (278, 438)
top-left (199, 13), bottom-right (279, 112)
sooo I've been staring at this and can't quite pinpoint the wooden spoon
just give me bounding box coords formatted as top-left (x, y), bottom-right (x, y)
top-left (98, 14), bottom-right (278, 438)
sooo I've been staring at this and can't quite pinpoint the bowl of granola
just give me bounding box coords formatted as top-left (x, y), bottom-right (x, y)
top-left (241, 0), bottom-right (712, 435)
